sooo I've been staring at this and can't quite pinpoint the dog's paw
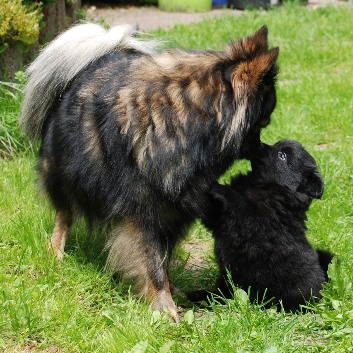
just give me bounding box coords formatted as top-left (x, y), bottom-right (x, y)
top-left (151, 289), bottom-right (179, 323)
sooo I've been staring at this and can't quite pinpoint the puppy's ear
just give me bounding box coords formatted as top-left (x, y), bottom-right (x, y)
top-left (209, 184), bottom-right (230, 211)
top-left (298, 170), bottom-right (324, 199)
top-left (202, 184), bottom-right (230, 229)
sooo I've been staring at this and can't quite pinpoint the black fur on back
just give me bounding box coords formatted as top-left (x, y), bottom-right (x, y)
top-left (188, 140), bottom-right (333, 311)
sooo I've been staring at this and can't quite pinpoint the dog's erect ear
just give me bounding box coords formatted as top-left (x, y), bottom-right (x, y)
top-left (223, 26), bottom-right (279, 97)
top-left (243, 25), bottom-right (269, 54)
top-left (230, 48), bottom-right (279, 93)
top-left (225, 26), bottom-right (269, 58)
top-left (298, 170), bottom-right (324, 199)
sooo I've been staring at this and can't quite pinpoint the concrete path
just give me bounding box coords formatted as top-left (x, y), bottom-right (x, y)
top-left (86, 6), bottom-right (243, 31)
top-left (85, 1), bottom-right (344, 32)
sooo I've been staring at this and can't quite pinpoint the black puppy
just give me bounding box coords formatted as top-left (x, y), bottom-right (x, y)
top-left (188, 140), bottom-right (333, 311)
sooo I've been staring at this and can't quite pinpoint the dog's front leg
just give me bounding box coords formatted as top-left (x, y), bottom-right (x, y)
top-left (144, 272), bottom-right (178, 322)
top-left (142, 233), bottom-right (178, 322)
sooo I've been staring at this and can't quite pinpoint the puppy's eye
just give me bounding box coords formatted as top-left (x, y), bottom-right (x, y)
top-left (278, 152), bottom-right (287, 161)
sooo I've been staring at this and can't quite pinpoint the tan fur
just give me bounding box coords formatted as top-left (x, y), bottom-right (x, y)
top-left (38, 158), bottom-right (51, 200)
top-left (222, 99), bottom-right (248, 149)
top-left (224, 26), bottom-right (269, 59)
top-left (242, 27), bottom-right (268, 54)
top-left (231, 48), bottom-right (279, 91)
top-left (105, 218), bottom-right (177, 320)
top-left (49, 210), bottom-right (72, 260)
top-left (39, 158), bottom-right (51, 183)
top-left (77, 82), bottom-right (97, 100)
top-left (116, 50), bottom-right (228, 169)
top-left (141, 50), bottom-right (222, 80)
top-left (81, 114), bottom-right (103, 161)
top-left (105, 218), bottom-right (150, 293)
top-left (146, 284), bottom-right (178, 322)
top-left (115, 89), bottom-right (131, 135)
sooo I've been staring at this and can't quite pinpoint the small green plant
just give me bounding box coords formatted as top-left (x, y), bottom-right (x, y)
top-left (0, 0), bottom-right (42, 49)
top-left (312, 258), bottom-right (353, 335)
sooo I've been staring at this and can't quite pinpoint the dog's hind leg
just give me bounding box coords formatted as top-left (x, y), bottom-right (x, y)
top-left (39, 155), bottom-right (73, 260)
top-left (49, 209), bottom-right (72, 260)
top-left (105, 218), bottom-right (179, 321)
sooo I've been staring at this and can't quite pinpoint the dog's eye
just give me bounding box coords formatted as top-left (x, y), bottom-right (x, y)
top-left (278, 152), bottom-right (287, 161)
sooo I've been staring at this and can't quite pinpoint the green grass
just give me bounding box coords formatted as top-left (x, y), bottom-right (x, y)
top-left (0, 71), bottom-right (32, 158)
top-left (1, 3), bottom-right (353, 352)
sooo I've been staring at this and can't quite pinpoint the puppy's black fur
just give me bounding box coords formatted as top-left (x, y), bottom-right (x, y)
top-left (188, 140), bottom-right (333, 311)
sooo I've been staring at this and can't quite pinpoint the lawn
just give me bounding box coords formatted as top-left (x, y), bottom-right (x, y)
top-left (1, 3), bottom-right (353, 352)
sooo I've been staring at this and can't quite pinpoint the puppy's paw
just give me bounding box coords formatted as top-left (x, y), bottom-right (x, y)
top-left (186, 289), bottom-right (211, 302)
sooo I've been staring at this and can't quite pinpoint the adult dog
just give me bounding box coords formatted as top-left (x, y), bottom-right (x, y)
top-left (188, 140), bottom-right (333, 311)
top-left (21, 23), bottom-right (279, 320)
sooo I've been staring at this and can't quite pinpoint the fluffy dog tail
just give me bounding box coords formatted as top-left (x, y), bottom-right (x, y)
top-left (20, 23), bottom-right (159, 141)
